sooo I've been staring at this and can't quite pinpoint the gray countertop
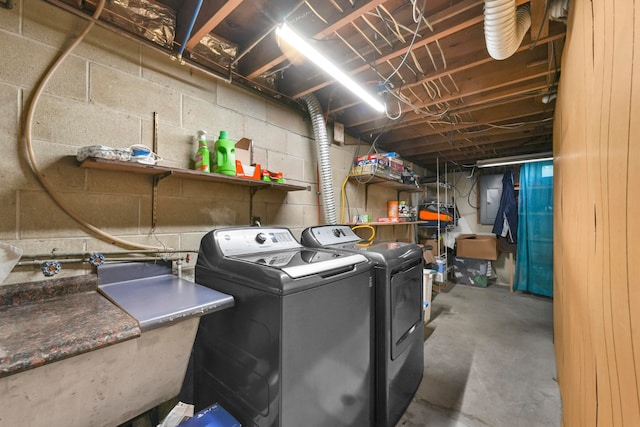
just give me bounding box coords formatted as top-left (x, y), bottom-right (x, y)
top-left (97, 262), bottom-right (234, 331)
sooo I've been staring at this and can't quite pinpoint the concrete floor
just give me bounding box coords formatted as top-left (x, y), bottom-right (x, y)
top-left (397, 283), bottom-right (561, 427)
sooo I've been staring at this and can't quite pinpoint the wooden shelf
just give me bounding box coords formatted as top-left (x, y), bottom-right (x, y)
top-left (347, 221), bottom-right (428, 226)
top-left (420, 180), bottom-right (453, 190)
top-left (78, 157), bottom-right (309, 192)
top-left (348, 173), bottom-right (422, 192)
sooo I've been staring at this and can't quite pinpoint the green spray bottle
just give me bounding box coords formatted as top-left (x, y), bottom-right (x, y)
top-left (214, 130), bottom-right (236, 176)
top-left (194, 130), bottom-right (210, 173)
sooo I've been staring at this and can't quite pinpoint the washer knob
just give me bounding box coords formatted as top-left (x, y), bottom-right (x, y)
top-left (255, 232), bottom-right (267, 244)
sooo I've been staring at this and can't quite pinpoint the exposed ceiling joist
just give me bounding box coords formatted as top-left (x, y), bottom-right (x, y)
top-left (49, 0), bottom-right (568, 171)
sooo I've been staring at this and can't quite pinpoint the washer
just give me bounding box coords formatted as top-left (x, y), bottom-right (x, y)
top-left (301, 225), bottom-right (424, 427)
top-left (192, 227), bottom-right (375, 427)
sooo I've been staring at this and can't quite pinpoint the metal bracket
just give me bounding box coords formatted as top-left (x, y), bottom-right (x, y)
top-left (152, 172), bottom-right (171, 230)
top-left (249, 186), bottom-right (264, 224)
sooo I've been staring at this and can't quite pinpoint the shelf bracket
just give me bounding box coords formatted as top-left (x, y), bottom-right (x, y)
top-left (249, 186), bottom-right (262, 224)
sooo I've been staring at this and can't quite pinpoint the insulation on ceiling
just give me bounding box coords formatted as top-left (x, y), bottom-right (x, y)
top-left (82, 0), bottom-right (238, 70)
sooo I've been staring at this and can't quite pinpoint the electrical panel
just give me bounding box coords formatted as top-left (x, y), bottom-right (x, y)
top-left (479, 174), bottom-right (503, 225)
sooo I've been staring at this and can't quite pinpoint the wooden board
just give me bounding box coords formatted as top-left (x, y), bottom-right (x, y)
top-left (554, 1), bottom-right (640, 425)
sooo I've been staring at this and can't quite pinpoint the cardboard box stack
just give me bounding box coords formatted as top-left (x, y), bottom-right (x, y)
top-left (351, 152), bottom-right (420, 184)
top-left (453, 234), bottom-right (499, 287)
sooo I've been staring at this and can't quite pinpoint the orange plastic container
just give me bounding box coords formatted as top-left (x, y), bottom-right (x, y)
top-left (418, 210), bottom-right (453, 222)
top-left (387, 201), bottom-right (399, 221)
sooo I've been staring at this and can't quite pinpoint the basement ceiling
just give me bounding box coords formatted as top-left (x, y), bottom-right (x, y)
top-left (50, 0), bottom-right (567, 172)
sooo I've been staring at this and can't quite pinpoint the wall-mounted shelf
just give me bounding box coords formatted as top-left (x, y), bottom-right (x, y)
top-left (79, 157), bottom-right (308, 192)
top-left (347, 221), bottom-right (428, 226)
top-left (348, 173), bottom-right (422, 193)
top-left (421, 181), bottom-right (453, 190)
top-left (349, 173), bottom-right (423, 214)
top-left (77, 157), bottom-right (309, 226)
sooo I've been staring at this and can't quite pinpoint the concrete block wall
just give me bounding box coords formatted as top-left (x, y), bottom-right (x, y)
top-left (1, 1), bottom-right (398, 284)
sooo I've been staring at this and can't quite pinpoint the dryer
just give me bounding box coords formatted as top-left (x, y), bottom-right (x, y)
top-left (301, 225), bottom-right (424, 427)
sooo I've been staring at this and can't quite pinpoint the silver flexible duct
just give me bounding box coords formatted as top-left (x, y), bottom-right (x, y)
top-left (484, 0), bottom-right (532, 60)
top-left (302, 94), bottom-right (337, 224)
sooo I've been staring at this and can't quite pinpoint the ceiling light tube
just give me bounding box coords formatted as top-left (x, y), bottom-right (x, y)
top-left (276, 23), bottom-right (385, 113)
top-left (476, 152), bottom-right (553, 168)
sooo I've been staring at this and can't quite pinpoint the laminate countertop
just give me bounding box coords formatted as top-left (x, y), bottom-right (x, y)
top-left (0, 275), bottom-right (140, 378)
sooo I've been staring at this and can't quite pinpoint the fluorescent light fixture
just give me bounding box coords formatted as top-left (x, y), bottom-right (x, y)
top-left (476, 152), bottom-right (553, 168)
top-left (276, 23), bottom-right (386, 113)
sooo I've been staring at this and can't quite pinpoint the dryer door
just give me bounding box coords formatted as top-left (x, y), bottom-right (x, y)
top-left (390, 261), bottom-right (423, 360)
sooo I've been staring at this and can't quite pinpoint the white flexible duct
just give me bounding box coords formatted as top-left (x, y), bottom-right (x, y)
top-left (484, 0), bottom-right (532, 60)
top-left (301, 94), bottom-right (338, 225)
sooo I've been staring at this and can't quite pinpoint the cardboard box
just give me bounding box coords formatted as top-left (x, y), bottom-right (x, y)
top-left (389, 157), bottom-right (404, 173)
top-left (420, 238), bottom-right (443, 265)
top-left (453, 256), bottom-right (495, 287)
top-left (434, 256), bottom-right (447, 283)
top-left (455, 234), bottom-right (498, 260)
top-left (235, 137), bottom-right (252, 165)
top-left (235, 137), bottom-right (261, 179)
top-left (422, 247), bottom-right (436, 264)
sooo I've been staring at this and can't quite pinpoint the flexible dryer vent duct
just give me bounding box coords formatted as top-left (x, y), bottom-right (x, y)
top-left (484, 0), bottom-right (532, 60)
top-left (302, 94), bottom-right (337, 225)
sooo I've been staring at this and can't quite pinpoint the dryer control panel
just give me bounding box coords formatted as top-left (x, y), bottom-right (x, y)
top-left (301, 225), bottom-right (361, 246)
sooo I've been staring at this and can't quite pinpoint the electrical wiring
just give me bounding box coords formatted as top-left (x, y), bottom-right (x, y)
top-left (382, 0), bottom-right (426, 86)
top-left (23, 0), bottom-right (166, 251)
top-left (328, 0), bottom-right (343, 13)
top-left (456, 117), bottom-right (554, 134)
top-left (529, 0), bottom-right (551, 51)
top-left (465, 166), bottom-right (476, 179)
top-left (467, 179), bottom-right (479, 209)
top-left (385, 97), bottom-right (404, 120)
top-left (386, 88), bottom-right (450, 118)
top-left (351, 21), bottom-right (383, 55)
top-left (362, 15), bottom-right (393, 48)
top-left (438, 76), bottom-right (452, 95)
top-left (373, 6), bottom-right (405, 43)
top-left (410, 0), bottom-right (423, 23)
top-left (304, 0), bottom-right (328, 24)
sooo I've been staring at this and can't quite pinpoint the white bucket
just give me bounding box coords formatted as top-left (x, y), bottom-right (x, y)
top-left (423, 269), bottom-right (435, 322)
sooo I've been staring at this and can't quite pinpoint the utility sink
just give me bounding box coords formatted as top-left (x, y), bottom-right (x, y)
top-left (0, 262), bottom-right (233, 427)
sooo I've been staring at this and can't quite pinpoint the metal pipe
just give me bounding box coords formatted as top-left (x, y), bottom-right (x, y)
top-left (19, 249), bottom-right (198, 260)
top-left (176, 0), bottom-right (203, 60)
top-left (302, 94), bottom-right (338, 224)
top-left (44, 0), bottom-right (232, 84)
top-left (17, 256), bottom-right (188, 267)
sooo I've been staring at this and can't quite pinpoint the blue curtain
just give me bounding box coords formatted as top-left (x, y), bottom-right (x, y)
top-left (514, 161), bottom-right (553, 296)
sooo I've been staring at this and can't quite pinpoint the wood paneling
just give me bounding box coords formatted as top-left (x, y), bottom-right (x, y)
top-left (554, 1), bottom-right (640, 425)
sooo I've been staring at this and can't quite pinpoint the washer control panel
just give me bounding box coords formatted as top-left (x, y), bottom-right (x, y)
top-left (215, 227), bottom-right (301, 256)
